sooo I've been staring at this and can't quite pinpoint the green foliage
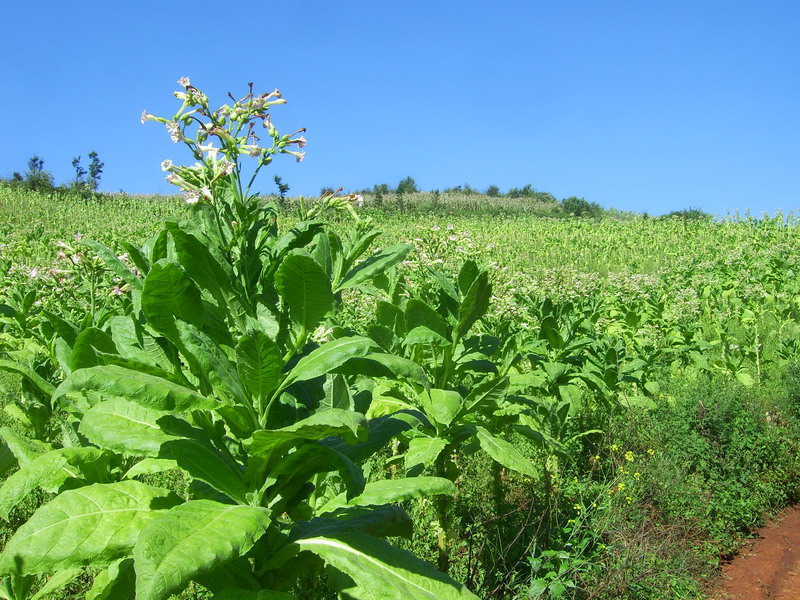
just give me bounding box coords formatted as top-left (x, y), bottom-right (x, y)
top-left (273, 175), bottom-right (290, 207)
top-left (396, 176), bottom-right (418, 195)
top-left (561, 196), bottom-right (602, 218)
top-left (574, 372), bottom-right (800, 599)
top-left (70, 152), bottom-right (104, 194)
top-left (4, 82), bottom-right (800, 599)
top-left (9, 157), bottom-right (55, 194)
top-left (0, 81), bottom-right (479, 600)
top-left (663, 206), bottom-right (713, 221)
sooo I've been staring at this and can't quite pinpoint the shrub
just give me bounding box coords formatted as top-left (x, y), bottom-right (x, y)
top-left (397, 176), bottom-right (418, 194)
top-left (561, 196), bottom-right (602, 218)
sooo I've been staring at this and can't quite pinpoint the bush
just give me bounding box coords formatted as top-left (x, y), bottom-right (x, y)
top-left (397, 176), bottom-right (418, 194)
top-left (4, 156), bottom-right (56, 193)
top-left (577, 371), bottom-right (800, 599)
top-left (561, 196), bottom-right (602, 218)
top-left (663, 207), bottom-right (713, 221)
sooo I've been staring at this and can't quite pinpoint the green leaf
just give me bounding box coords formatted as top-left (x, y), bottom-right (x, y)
top-left (474, 426), bottom-right (537, 477)
top-left (70, 327), bottom-right (118, 371)
top-left (0, 360), bottom-right (55, 397)
top-left (557, 384), bottom-right (583, 414)
top-left (539, 316), bottom-right (564, 350)
top-left (266, 445), bottom-right (365, 506)
top-left (271, 221), bottom-right (325, 264)
top-left (342, 230), bottom-right (382, 275)
top-left (79, 239), bottom-right (142, 289)
top-left (165, 221), bottom-right (232, 301)
top-left (543, 362), bottom-right (569, 384)
top-left (618, 395), bottom-right (658, 410)
top-left (236, 332), bottom-right (282, 403)
top-left (419, 389), bottom-right (463, 429)
top-left (172, 321), bottom-right (247, 404)
top-left (0, 441), bottom-right (15, 478)
top-left (283, 337), bottom-right (376, 388)
top-left (428, 268), bottom-right (459, 302)
top-left (247, 409), bottom-right (367, 456)
top-left (0, 481), bottom-right (179, 576)
top-left (323, 373), bottom-right (354, 411)
top-left (86, 558), bottom-right (135, 600)
top-left (318, 477), bottom-right (455, 515)
top-left (376, 301), bottom-right (406, 336)
top-left (212, 590), bottom-right (295, 600)
top-left (331, 412), bottom-right (423, 464)
top-left (79, 398), bottom-right (176, 456)
top-left (275, 250), bottom-right (334, 334)
top-left (403, 326), bottom-right (451, 348)
top-left (142, 260), bottom-right (205, 335)
top-left (55, 365), bottom-right (217, 412)
top-left (404, 438), bottom-right (448, 475)
top-left (108, 316), bottom-right (173, 371)
top-left (735, 370), bottom-right (756, 387)
top-left (461, 376), bottom-right (508, 416)
top-left (30, 568), bottom-right (83, 600)
top-left (0, 426), bottom-right (46, 466)
top-left (405, 299), bottom-right (450, 339)
top-left (143, 228), bottom-right (170, 264)
top-left (80, 399), bottom-right (247, 502)
top-left (457, 260), bottom-right (480, 297)
top-left (0, 447), bottom-right (109, 520)
top-left (515, 415), bottom-right (570, 459)
top-left (134, 500), bottom-right (271, 600)
top-left (456, 271), bottom-right (491, 340)
top-left (335, 354), bottom-right (429, 387)
top-left (163, 436), bottom-right (248, 503)
top-left (121, 240), bottom-right (150, 275)
top-left (337, 243), bottom-right (414, 292)
top-left (296, 505), bottom-right (414, 543)
top-left (279, 533), bottom-right (478, 599)
top-left (123, 458), bottom-right (179, 479)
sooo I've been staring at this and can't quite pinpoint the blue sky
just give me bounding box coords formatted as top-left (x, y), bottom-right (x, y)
top-left (2, 1), bottom-right (798, 216)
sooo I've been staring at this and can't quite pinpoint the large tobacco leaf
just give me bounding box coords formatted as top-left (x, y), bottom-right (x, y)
top-left (0, 481), bottom-right (179, 576)
top-left (134, 500), bottom-right (271, 600)
top-left (80, 398), bottom-right (248, 503)
top-left (0, 446), bottom-right (110, 520)
top-left (275, 250), bottom-right (334, 334)
top-left (54, 364), bottom-right (218, 412)
top-left (274, 532), bottom-right (479, 599)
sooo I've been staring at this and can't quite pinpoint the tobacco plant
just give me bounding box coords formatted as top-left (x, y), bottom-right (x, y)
top-left (0, 81), bottom-right (478, 600)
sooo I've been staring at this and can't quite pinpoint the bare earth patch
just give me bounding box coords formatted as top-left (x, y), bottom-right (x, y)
top-left (713, 506), bottom-right (800, 600)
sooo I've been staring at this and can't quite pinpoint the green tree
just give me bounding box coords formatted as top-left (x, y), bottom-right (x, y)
top-left (87, 151), bottom-right (104, 190)
top-left (273, 174), bottom-right (290, 206)
top-left (397, 176), bottom-right (418, 194)
top-left (24, 155), bottom-right (55, 192)
top-left (562, 196), bottom-right (602, 218)
top-left (71, 156), bottom-right (88, 186)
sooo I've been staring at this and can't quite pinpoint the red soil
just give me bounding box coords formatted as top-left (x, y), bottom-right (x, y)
top-left (714, 506), bottom-right (800, 600)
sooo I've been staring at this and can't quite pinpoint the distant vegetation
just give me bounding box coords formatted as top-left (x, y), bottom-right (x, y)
top-left (1, 160), bottom-right (718, 222)
top-left (1, 152), bottom-right (104, 197)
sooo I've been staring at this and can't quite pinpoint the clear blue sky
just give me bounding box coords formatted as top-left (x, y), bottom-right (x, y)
top-left (2, 1), bottom-right (798, 216)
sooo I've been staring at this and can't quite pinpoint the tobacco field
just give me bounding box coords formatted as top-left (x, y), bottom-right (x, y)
top-left (1, 82), bottom-right (800, 599)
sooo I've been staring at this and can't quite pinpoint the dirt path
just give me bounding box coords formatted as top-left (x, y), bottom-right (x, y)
top-left (714, 506), bottom-right (800, 600)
